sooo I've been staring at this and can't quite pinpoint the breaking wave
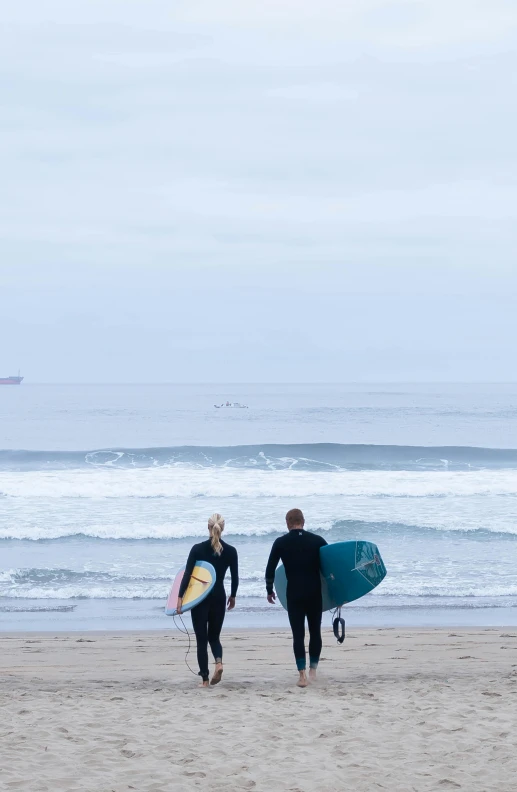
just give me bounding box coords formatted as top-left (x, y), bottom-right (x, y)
top-left (2, 565), bottom-right (517, 602)
top-left (2, 443), bottom-right (517, 471)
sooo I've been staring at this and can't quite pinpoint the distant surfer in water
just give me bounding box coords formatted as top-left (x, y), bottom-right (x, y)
top-left (265, 509), bottom-right (327, 687)
top-left (177, 514), bottom-right (239, 687)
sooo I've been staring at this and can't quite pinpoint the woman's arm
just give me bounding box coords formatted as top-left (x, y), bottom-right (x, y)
top-left (177, 546), bottom-right (197, 599)
top-left (226, 547), bottom-right (239, 610)
top-left (229, 547), bottom-right (239, 602)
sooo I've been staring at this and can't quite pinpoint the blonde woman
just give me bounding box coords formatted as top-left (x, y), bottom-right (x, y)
top-left (176, 514), bottom-right (238, 687)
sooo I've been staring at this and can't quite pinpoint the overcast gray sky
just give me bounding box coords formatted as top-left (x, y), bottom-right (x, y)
top-left (1, 0), bottom-right (516, 382)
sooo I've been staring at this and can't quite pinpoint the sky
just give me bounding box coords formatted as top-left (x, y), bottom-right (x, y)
top-left (1, 0), bottom-right (516, 382)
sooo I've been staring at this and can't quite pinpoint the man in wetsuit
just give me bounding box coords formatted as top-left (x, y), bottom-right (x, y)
top-left (265, 508), bottom-right (327, 687)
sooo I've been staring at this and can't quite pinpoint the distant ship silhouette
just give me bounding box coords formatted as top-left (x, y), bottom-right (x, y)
top-left (0, 370), bottom-right (23, 385)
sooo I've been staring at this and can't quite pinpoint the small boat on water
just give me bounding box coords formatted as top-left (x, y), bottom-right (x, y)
top-left (214, 401), bottom-right (248, 409)
top-left (0, 371), bottom-right (23, 385)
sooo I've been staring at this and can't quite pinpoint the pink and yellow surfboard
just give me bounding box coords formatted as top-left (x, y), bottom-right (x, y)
top-left (165, 560), bottom-right (216, 616)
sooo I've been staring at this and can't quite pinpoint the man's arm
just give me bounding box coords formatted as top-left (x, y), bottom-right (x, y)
top-left (317, 535), bottom-right (328, 571)
top-left (265, 539), bottom-right (281, 596)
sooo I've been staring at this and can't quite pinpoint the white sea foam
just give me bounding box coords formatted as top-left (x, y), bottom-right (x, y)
top-left (2, 576), bottom-right (517, 601)
top-left (2, 489), bottom-right (517, 539)
top-left (0, 584), bottom-right (169, 600)
top-left (0, 569), bottom-right (18, 582)
top-left (2, 467), bottom-right (517, 500)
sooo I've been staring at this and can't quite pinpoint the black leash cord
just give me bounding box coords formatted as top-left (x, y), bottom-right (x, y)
top-left (331, 606), bottom-right (346, 644)
top-left (172, 612), bottom-right (199, 676)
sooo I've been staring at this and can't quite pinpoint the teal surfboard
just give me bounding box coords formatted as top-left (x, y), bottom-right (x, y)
top-left (274, 540), bottom-right (386, 611)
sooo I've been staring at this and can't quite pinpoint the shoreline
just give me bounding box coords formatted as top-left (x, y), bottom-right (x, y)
top-left (3, 597), bottom-right (517, 632)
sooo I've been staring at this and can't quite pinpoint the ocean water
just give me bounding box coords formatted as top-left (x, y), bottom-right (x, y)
top-left (1, 383), bottom-right (517, 631)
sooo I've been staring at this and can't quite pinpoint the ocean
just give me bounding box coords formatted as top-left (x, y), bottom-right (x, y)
top-left (1, 383), bottom-right (517, 631)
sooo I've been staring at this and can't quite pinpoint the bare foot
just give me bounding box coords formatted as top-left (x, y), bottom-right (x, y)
top-left (309, 668), bottom-right (317, 682)
top-left (297, 671), bottom-right (308, 688)
top-left (199, 680), bottom-right (209, 688)
top-left (211, 663), bottom-right (223, 686)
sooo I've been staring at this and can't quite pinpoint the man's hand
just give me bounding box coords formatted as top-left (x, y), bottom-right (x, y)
top-left (176, 597), bottom-right (183, 614)
top-left (267, 592), bottom-right (276, 605)
top-left (227, 596), bottom-right (236, 611)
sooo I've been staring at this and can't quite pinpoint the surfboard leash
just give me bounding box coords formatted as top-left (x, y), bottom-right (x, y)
top-left (331, 606), bottom-right (346, 644)
top-left (172, 613), bottom-right (199, 677)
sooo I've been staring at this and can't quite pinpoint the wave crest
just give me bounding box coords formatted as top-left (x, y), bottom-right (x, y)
top-left (2, 443), bottom-right (517, 472)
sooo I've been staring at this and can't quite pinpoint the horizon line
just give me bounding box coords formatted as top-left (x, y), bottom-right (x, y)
top-left (9, 380), bottom-right (517, 386)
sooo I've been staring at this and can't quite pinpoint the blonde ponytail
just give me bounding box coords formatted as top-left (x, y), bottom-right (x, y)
top-left (208, 513), bottom-right (225, 556)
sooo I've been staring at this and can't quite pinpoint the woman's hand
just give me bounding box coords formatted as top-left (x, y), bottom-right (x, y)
top-left (227, 596), bottom-right (236, 611)
top-left (267, 592), bottom-right (276, 605)
top-left (176, 597), bottom-right (183, 614)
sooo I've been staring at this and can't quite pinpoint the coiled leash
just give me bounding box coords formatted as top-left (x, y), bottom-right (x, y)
top-left (331, 606), bottom-right (346, 644)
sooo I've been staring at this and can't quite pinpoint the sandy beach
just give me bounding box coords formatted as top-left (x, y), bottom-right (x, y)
top-left (1, 628), bottom-right (517, 792)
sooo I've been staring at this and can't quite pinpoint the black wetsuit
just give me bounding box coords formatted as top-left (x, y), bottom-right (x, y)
top-left (265, 530), bottom-right (327, 670)
top-left (179, 539), bottom-right (238, 681)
